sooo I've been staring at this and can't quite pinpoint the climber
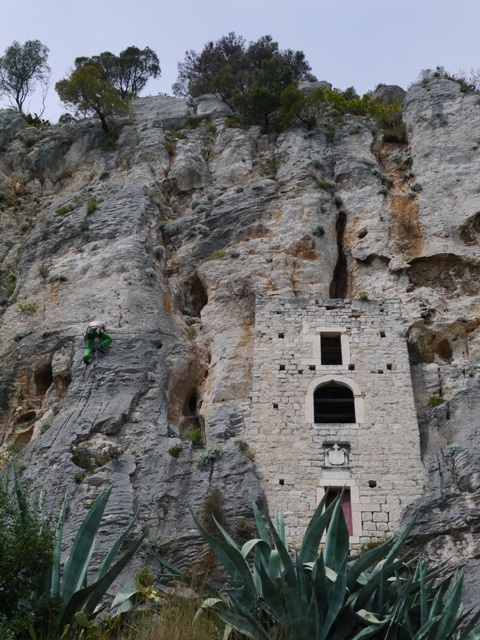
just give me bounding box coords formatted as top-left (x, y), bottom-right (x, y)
top-left (82, 320), bottom-right (112, 365)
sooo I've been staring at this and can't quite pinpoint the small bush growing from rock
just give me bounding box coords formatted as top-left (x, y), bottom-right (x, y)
top-left (168, 444), bottom-right (183, 458)
top-left (17, 303), bottom-right (37, 314)
top-left (429, 394), bottom-right (445, 407)
top-left (153, 245), bottom-right (166, 258)
top-left (193, 443), bottom-right (223, 470)
top-left (4, 271), bottom-right (16, 297)
top-left (212, 250), bottom-right (226, 260)
top-left (55, 204), bottom-right (71, 215)
top-left (238, 440), bottom-right (255, 461)
top-left (182, 428), bottom-right (203, 445)
top-left (86, 197), bottom-right (99, 214)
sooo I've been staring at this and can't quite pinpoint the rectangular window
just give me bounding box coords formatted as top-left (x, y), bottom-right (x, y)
top-left (321, 333), bottom-right (342, 365)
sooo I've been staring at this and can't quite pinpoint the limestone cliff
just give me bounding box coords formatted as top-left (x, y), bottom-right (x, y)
top-left (1, 77), bottom-right (480, 604)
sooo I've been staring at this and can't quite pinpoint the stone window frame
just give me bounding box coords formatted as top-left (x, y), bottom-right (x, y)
top-left (302, 326), bottom-right (350, 369)
top-left (305, 375), bottom-right (365, 424)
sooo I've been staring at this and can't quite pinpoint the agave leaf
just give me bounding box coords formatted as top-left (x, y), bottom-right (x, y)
top-left (110, 586), bottom-right (137, 609)
top-left (61, 485), bottom-right (113, 604)
top-left (306, 562), bottom-right (338, 584)
top-left (268, 548), bottom-right (283, 580)
top-left (189, 506), bottom-right (257, 598)
top-left (255, 559), bottom-right (283, 622)
top-left (94, 507), bottom-right (139, 581)
top-left (252, 499), bottom-right (270, 544)
top-left (457, 608), bottom-right (480, 640)
top-left (48, 491), bottom-right (68, 597)
top-left (274, 509), bottom-right (287, 548)
top-left (323, 489), bottom-right (349, 574)
top-left (434, 571), bottom-right (466, 639)
top-left (241, 537), bottom-right (270, 560)
top-left (214, 609), bottom-right (270, 640)
top-left (213, 514), bottom-right (241, 551)
top-left (356, 609), bottom-right (385, 624)
top-left (318, 550), bottom-right (348, 639)
top-left (58, 529), bottom-right (145, 630)
top-left (298, 489), bottom-right (334, 564)
top-left (350, 622), bottom-right (390, 639)
top-left (83, 508), bottom-right (141, 615)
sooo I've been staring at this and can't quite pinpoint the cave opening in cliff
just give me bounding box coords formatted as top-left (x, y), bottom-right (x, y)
top-left (183, 390), bottom-right (198, 417)
top-left (329, 210), bottom-right (348, 298)
top-left (185, 273), bottom-right (208, 317)
top-left (34, 362), bottom-right (53, 396)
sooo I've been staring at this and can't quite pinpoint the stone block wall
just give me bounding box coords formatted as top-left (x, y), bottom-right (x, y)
top-left (247, 296), bottom-right (426, 545)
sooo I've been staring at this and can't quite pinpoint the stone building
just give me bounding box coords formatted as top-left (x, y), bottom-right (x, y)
top-left (248, 296), bottom-right (426, 545)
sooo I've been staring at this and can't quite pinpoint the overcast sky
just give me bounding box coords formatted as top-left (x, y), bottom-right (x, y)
top-left (1, 0), bottom-right (479, 122)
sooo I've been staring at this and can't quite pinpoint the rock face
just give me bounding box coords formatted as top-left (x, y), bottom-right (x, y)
top-left (1, 78), bottom-right (480, 603)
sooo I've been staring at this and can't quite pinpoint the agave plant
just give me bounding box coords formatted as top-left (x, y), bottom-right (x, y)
top-left (11, 480), bottom-right (145, 639)
top-left (152, 490), bottom-right (480, 640)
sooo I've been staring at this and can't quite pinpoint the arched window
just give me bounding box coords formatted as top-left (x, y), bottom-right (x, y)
top-left (314, 382), bottom-right (355, 423)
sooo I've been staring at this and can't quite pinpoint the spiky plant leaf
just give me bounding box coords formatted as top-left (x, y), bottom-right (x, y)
top-left (61, 485), bottom-right (113, 604)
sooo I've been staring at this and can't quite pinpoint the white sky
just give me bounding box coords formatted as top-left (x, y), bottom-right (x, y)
top-left (1, 0), bottom-right (479, 122)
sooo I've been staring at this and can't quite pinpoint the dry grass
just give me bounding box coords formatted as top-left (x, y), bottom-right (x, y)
top-left (115, 588), bottom-right (222, 640)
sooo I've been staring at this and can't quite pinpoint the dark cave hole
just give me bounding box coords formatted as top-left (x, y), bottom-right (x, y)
top-left (186, 273), bottom-right (208, 316)
top-left (329, 210), bottom-right (348, 298)
top-left (435, 339), bottom-right (453, 363)
top-left (16, 410), bottom-right (37, 425)
top-left (183, 390), bottom-right (198, 417)
top-left (34, 363), bottom-right (53, 395)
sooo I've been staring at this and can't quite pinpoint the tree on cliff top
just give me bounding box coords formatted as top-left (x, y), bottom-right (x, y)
top-left (173, 32), bottom-right (314, 106)
top-left (0, 40), bottom-right (50, 115)
top-left (56, 65), bottom-right (131, 133)
top-left (74, 46), bottom-right (161, 99)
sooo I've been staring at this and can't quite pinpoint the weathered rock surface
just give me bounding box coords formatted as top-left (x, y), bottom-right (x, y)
top-left (1, 78), bottom-right (480, 604)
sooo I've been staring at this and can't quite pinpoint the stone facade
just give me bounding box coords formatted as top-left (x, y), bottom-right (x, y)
top-left (248, 296), bottom-right (426, 545)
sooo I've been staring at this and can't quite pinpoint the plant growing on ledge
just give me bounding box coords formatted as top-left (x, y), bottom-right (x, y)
top-left (429, 394), bottom-right (445, 407)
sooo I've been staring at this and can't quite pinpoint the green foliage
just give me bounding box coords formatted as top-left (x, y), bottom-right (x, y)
top-left (168, 444), bottom-right (183, 458)
top-left (193, 443), bottom-right (224, 470)
top-left (182, 428), bottom-right (203, 445)
top-left (86, 197), bottom-right (99, 214)
top-left (74, 46), bottom-right (160, 99)
top-left (0, 40), bottom-right (50, 114)
top-left (280, 85), bottom-right (405, 139)
top-left (187, 325), bottom-right (197, 339)
top-left (0, 476), bottom-right (59, 639)
top-left (237, 440), bottom-right (255, 461)
top-left (162, 140), bottom-right (174, 155)
top-left (55, 204), bottom-right (71, 215)
top-left (4, 271), bottom-right (16, 297)
top-left (153, 492), bottom-right (480, 640)
top-left (429, 395), bottom-right (446, 407)
top-left (211, 250), bottom-right (226, 259)
top-left (0, 477), bottom-right (145, 638)
top-left (17, 303), bottom-right (37, 314)
top-left (55, 65), bottom-right (131, 133)
top-left (174, 33), bottom-right (313, 105)
top-left (200, 486), bottom-right (226, 537)
top-left (358, 291), bottom-right (369, 300)
top-left (232, 57), bottom-right (296, 131)
top-left (23, 112), bottom-right (51, 129)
